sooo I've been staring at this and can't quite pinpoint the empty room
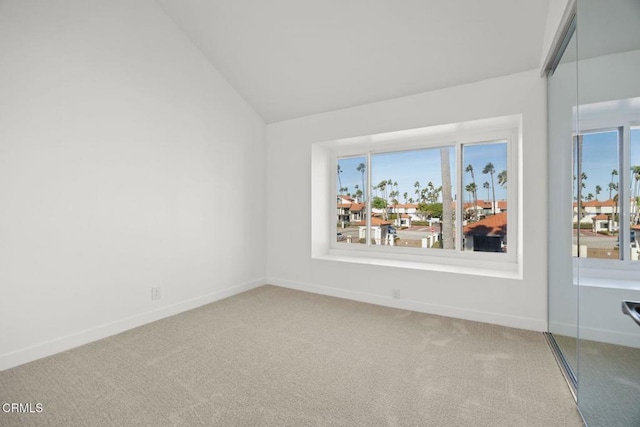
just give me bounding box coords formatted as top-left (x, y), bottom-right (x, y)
top-left (1, 0), bottom-right (639, 426)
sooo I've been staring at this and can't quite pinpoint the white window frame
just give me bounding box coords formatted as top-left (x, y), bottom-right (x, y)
top-left (311, 115), bottom-right (522, 279)
top-left (573, 98), bottom-right (640, 289)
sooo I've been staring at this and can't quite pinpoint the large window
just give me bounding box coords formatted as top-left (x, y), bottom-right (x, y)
top-left (574, 126), bottom-right (640, 262)
top-left (329, 116), bottom-right (517, 268)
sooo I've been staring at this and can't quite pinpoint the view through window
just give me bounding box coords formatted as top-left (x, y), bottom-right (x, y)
top-left (573, 127), bottom-right (640, 260)
top-left (336, 141), bottom-right (508, 254)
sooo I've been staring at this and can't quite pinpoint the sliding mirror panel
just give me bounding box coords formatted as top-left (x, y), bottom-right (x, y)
top-left (547, 21), bottom-right (578, 389)
top-left (575, 0), bottom-right (640, 425)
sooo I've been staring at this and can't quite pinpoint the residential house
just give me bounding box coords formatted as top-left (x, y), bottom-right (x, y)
top-left (573, 199), bottom-right (618, 230)
top-left (355, 216), bottom-right (391, 245)
top-left (463, 212), bottom-right (507, 252)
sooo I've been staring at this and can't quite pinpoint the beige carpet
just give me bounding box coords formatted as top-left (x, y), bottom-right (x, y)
top-left (554, 334), bottom-right (640, 426)
top-left (0, 285), bottom-right (583, 426)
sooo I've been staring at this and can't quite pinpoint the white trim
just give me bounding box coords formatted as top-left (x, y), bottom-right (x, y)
top-left (541, 0), bottom-right (576, 77)
top-left (551, 321), bottom-right (640, 348)
top-left (573, 98), bottom-right (640, 289)
top-left (268, 277), bottom-right (545, 331)
top-left (579, 326), bottom-right (640, 348)
top-left (319, 115), bottom-right (520, 277)
top-left (0, 278), bottom-right (267, 371)
top-left (315, 252), bottom-right (520, 279)
top-left (548, 321), bottom-right (578, 339)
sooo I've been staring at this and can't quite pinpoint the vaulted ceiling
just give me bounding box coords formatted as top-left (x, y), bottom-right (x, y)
top-left (157, 0), bottom-right (551, 123)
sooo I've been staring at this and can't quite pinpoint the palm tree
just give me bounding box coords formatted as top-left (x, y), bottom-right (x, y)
top-left (403, 192), bottom-right (408, 204)
top-left (377, 181), bottom-right (388, 218)
top-left (357, 163), bottom-right (366, 202)
top-left (632, 166), bottom-right (640, 223)
top-left (464, 184), bottom-right (471, 202)
top-left (414, 181), bottom-right (421, 200)
top-left (575, 135), bottom-right (584, 222)
top-left (579, 172), bottom-right (587, 200)
top-left (337, 165), bottom-right (343, 194)
top-left (595, 184), bottom-right (602, 200)
top-left (497, 170), bottom-right (507, 188)
top-left (612, 193), bottom-right (619, 232)
top-left (483, 162), bottom-right (496, 215)
top-left (440, 148), bottom-right (454, 249)
top-left (609, 169), bottom-right (618, 199)
top-left (608, 182), bottom-right (618, 200)
top-left (465, 164), bottom-right (478, 220)
top-left (483, 181), bottom-right (490, 200)
top-left (464, 183), bottom-right (477, 223)
top-left (390, 191), bottom-right (400, 225)
top-left (386, 179), bottom-right (394, 219)
top-left (465, 183), bottom-right (476, 203)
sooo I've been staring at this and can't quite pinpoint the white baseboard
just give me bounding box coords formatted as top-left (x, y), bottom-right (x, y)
top-left (548, 322), bottom-right (578, 339)
top-left (550, 321), bottom-right (640, 348)
top-left (580, 327), bottom-right (640, 348)
top-left (267, 277), bottom-right (547, 332)
top-left (0, 278), bottom-right (266, 371)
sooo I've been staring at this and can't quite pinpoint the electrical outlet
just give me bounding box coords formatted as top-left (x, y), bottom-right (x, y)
top-left (392, 289), bottom-right (400, 300)
top-left (151, 286), bottom-right (161, 300)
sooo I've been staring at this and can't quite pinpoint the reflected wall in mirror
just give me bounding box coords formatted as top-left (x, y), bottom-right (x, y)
top-left (574, 0), bottom-right (640, 425)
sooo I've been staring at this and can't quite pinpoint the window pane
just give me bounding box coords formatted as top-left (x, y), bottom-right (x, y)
top-left (336, 156), bottom-right (367, 244)
top-left (370, 147), bottom-right (456, 249)
top-left (630, 127), bottom-right (640, 260)
top-left (462, 142), bottom-right (508, 252)
top-left (574, 130), bottom-right (620, 259)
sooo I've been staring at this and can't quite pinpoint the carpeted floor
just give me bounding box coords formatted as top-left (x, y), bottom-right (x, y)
top-left (554, 334), bottom-right (640, 426)
top-left (0, 285), bottom-right (583, 426)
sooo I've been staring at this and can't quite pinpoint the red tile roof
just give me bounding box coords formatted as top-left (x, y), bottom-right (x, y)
top-left (463, 212), bottom-right (507, 236)
top-left (336, 202), bottom-right (365, 211)
top-left (455, 199), bottom-right (498, 209)
top-left (593, 214), bottom-right (609, 220)
top-left (574, 199), bottom-right (617, 208)
top-left (355, 217), bottom-right (392, 226)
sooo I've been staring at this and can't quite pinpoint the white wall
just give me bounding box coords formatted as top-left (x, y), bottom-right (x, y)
top-left (266, 69), bottom-right (548, 331)
top-left (575, 48), bottom-right (640, 347)
top-left (0, 0), bottom-right (266, 370)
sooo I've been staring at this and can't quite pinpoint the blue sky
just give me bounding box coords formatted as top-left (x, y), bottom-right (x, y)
top-left (580, 128), bottom-right (640, 199)
top-left (337, 142), bottom-right (508, 203)
top-left (338, 128), bottom-right (640, 204)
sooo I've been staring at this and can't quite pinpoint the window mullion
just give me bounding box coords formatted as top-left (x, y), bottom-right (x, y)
top-left (366, 151), bottom-right (372, 247)
top-left (621, 126), bottom-right (630, 260)
top-left (455, 142), bottom-right (463, 251)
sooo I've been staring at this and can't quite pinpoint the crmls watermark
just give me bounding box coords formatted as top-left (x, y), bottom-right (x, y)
top-left (2, 403), bottom-right (44, 413)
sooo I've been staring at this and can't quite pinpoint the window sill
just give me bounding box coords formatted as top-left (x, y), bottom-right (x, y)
top-left (315, 250), bottom-right (522, 280)
top-left (574, 261), bottom-right (640, 290)
top-left (575, 276), bottom-right (640, 291)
